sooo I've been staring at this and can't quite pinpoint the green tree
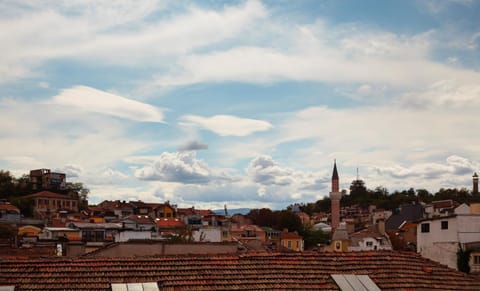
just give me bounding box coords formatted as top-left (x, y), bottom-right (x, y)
top-left (64, 182), bottom-right (90, 210)
top-left (347, 182), bottom-right (387, 208)
top-left (416, 189), bottom-right (433, 203)
top-left (9, 197), bottom-right (34, 217)
top-left (246, 208), bottom-right (275, 227)
top-left (457, 244), bottom-right (471, 274)
top-left (314, 197), bottom-right (331, 212)
top-left (0, 170), bottom-right (15, 199)
top-left (276, 210), bottom-right (302, 233)
top-left (299, 224), bottom-right (329, 249)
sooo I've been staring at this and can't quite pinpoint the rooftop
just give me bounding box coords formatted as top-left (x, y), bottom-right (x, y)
top-left (0, 203), bottom-right (20, 213)
top-left (23, 191), bottom-right (74, 200)
top-left (0, 251), bottom-right (478, 290)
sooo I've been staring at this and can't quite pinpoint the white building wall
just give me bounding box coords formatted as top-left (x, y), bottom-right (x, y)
top-left (417, 215), bottom-right (480, 270)
top-left (458, 215), bottom-right (480, 243)
top-left (193, 228), bottom-right (222, 242)
top-left (114, 231), bottom-right (154, 242)
top-left (349, 237), bottom-right (392, 252)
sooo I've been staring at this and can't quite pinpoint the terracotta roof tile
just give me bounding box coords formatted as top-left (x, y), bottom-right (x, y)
top-left (0, 204), bottom-right (20, 212)
top-left (1, 251), bottom-right (479, 290)
top-left (23, 191), bottom-right (74, 200)
top-left (156, 218), bottom-right (185, 228)
top-left (280, 231), bottom-right (303, 239)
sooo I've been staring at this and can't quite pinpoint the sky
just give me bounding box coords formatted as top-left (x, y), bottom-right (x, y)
top-left (1, 0), bottom-right (480, 210)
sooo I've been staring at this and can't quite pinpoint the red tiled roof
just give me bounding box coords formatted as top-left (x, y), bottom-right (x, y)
top-left (280, 231), bottom-right (303, 239)
top-left (98, 200), bottom-right (132, 210)
top-left (156, 218), bottom-right (185, 228)
top-left (196, 209), bottom-right (214, 216)
top-left (432, 199), bottom-right (456, 209)
top-left (176, 207), bottom-right (195, 216)
top-left (23, 191), bottom-right (74, 200)
top-left (1, 251), bottom-right (479, 290)
top-left (0, 204), bottom-right (20, 212)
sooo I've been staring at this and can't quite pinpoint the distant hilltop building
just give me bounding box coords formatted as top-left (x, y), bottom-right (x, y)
top-left (30, 168), bottom-right (66, 191)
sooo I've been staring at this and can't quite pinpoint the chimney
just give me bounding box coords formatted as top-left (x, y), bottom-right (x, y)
top-left (473, 172), bottom-right (478, 195)
top-left (377, 219), bottom-right (386, 236)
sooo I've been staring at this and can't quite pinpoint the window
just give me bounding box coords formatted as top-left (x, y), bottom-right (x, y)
top-left (441, 221), bottom-right (448, 230)
top-left (421, 223), bottom-right (430, 233)
top-left (366, 241), bottom-right (373, 247)
top-left (474, 255), bottom-right (480, 265)
top-left (335, 241), bottom-right (341, 251)
top-left (287, 240), bottom-right (292, 249)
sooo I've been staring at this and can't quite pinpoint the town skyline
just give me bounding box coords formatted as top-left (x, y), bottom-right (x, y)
top-left (1, 0), bottom-right (480, 210)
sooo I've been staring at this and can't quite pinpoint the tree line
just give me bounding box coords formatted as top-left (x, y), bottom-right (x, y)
top-left (298, 178), bottom-right (480, 216)
top-left (245, 208), bottom-right (329, 249)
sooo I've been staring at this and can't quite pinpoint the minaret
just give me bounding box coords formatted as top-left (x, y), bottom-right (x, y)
top-left (473, 172), bottom-right (479, 195)
top-left (330, 160), bottom-right (341, 230)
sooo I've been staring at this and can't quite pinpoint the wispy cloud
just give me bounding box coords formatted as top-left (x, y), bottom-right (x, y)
top-left (0, 0), bottom-right (267, 82)
top-left (180, 114), bottom-right (273, 136)
top-left (51, 86), bottom-right (165, 122)
top-left (152, 29), bottom-right (480, 90)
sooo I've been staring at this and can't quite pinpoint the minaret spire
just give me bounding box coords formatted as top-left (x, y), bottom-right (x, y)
top-left (331, 159), bottom-right (339, 193)
top-left (330, 160), bottom-right (341, 230)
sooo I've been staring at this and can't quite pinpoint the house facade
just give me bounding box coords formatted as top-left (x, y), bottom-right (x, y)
top-left (349, 229), bottom-right (392, 251)
top-left (68, 222), bottom-right (123, 243)
top-left (417, 204), bottom-right (480, 270)
top-left (280, 231), bottom-right (304, 252)
top-left (29, 169), bottom-right (66, 191)
top-left (121, 215), bottom-right (156, 232)
top-left (24, 191), bottom-right (79, 218)
top-left (38, 227), bottom-right (81, 241)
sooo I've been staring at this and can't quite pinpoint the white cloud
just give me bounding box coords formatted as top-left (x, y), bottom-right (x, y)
top-left (247, 155), bottom-right (294, 186)
top-left (56, 164), bottom-right (84, 178)
top-left (246, 155), bottom-right (330, 200)
top-left (398, 79), bottom-right (480, 108)
top-left (130, 151), bottom-right (233, 184)
top-left (181, 114), bottom-right (272, 136)
top-left (0, 0), bottom-right (267, 82)
top-left (153, 35), bottom-right (480, 90)
top-left (51, 86), bottom-right (165, 122)
top-left (0, 97), bottom-right (148, 177)
top-left (420, 0), bottom-right (474, 14)
top-left (373, 155), bottom-right (478, 188)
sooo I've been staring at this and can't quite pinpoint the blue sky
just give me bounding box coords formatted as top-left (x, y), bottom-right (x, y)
top-left (1, 0), bottom-right (480, 210)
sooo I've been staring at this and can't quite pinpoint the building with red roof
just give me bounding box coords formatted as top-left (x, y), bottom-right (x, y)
top-left (280, 231), bottom-right (304, 252)
top-left (0, 202), bottom-right (20, 221)
top-left (23, 191), bottom-right (79, 219)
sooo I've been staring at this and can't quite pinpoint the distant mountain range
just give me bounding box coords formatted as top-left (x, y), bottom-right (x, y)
top-left (213, 208), bottom-right (250, 215)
